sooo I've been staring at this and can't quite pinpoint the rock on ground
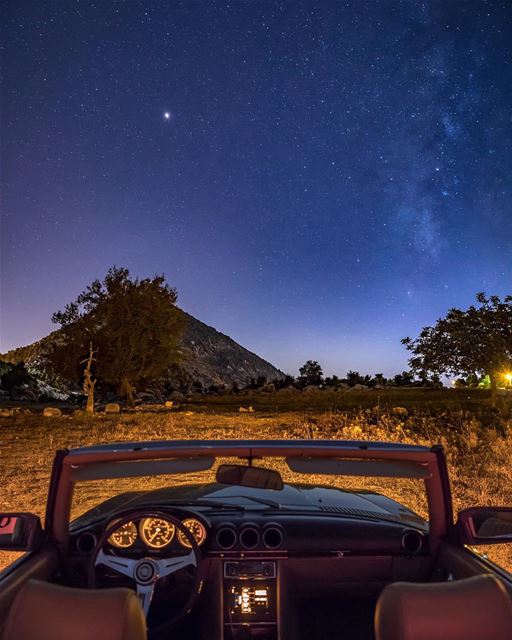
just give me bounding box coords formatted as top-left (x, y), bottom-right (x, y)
top-left (43, 407), bottom-right (62, 417)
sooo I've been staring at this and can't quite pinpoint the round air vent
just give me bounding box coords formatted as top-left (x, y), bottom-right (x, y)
top-left (239, 525), bottom-right (260, 550)
top-left (216, 526), bottom-right (237, 550)
top-left (76, 532), bottom-right (97, 554)
top-left (262, 525), bottom-right (284, 550)
top-left (401, 530), bottom-right (423, 555)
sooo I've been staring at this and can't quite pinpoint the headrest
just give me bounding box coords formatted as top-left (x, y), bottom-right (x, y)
top-left (3, 579), bottom-right (147, 640)
top-left (375, 574), bottom-right (512, 640)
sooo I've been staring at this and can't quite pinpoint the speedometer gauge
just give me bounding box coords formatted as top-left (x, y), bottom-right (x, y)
top-left (140, 517), bottom-right (175, 548)
top-left (177, 518), bottom-right (207, 548)
top-left (108, 521), bottom-right (137, 548)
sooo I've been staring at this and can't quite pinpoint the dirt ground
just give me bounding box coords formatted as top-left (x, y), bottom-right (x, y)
top-left (1, 405), bottom-right (511, 573)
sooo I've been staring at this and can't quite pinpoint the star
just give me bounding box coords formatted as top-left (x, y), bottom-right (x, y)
top-left (163, 112), bottom-right (171, 120)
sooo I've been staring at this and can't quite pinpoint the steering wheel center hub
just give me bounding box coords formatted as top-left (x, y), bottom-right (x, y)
top-left (134, 558), bottom-right (158, 584)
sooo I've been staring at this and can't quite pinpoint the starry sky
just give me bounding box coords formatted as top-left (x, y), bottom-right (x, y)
top-left (2, 1), bottom-right (511, 377)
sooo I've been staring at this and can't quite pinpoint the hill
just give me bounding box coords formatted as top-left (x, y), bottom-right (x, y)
top-left (1, 310), bottom-right (284, 390)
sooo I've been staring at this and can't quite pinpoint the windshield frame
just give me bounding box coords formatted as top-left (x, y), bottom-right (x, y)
top-left (49, 439), bottom-right (451, 552)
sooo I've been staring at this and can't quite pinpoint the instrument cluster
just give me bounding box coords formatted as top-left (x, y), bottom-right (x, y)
top-left (108, 517), bottom-right (207, 550)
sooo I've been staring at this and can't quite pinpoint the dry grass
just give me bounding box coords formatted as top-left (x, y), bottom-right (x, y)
top-left (1, 405), bottom-right (511, 573)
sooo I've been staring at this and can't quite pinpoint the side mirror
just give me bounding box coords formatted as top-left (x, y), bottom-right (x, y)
top-left (0, 513), bottom-right (44, 551)
top-left (216, 464), bottom-right (283, 490)
top-left (457, 507), bottom-right (512, 545)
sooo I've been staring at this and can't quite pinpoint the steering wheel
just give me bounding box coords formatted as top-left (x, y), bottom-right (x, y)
top-left (88, 510), bottom-right (205, 634)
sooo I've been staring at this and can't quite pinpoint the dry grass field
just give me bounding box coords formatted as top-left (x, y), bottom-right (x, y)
top-left (1, 394), bottom-right (511, 574)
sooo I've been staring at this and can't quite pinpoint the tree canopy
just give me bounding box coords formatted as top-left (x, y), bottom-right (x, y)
top-left (298, 360), bottom-right (323, 387)
top-left (402, 293), bottom-right (512, 405)
top-left (49, 267), bottom-right (185, 405)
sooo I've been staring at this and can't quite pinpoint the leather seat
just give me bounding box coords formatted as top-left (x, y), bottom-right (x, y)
top-left (3, 579), bottom-right (147, 640)
top-left (375, 574), bottom-right (512, 640)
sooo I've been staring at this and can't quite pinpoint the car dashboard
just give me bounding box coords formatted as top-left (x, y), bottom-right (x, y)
top-left (69, 506), bottom-right (430, 640)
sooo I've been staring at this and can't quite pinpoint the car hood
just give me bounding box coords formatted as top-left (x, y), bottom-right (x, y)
top-left (72, 481), bottom-right (427, 530)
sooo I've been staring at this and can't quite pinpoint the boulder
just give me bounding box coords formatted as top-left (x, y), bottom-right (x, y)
top-left (391, 406), bottom-right (408, 417)
top-left (302, 385), bottom-right (319, 393)
top-left (105, 403), bottom-right (121, 414)
top-left (261, 383), bottom-right (276, 393)
top-left (136, 392), bottom-right (156, 401)
top-left (43, 407), bottom-right (62, 417)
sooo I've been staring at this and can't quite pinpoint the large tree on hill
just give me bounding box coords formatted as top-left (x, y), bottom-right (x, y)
top-left (49, 267), bottom-right (185, 407)
top-left (402, 293), bottom-right (512, 407)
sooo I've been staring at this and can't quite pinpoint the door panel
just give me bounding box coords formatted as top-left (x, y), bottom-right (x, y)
top-left (0, 548), bottom-right (59, 632)
top-left (435, 542), bottom-right (512, 595)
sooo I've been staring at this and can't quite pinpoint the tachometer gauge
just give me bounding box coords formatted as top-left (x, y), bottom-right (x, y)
top-left (177, 518), bottom-right (207, 548)
top-left (108, 521), bottom-right (137, 548)
top-left (140, 517), bottom-right (175, 548)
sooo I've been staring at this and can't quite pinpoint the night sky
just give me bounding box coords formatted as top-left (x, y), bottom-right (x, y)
top-left (2, 1), bottom-right (511, 377)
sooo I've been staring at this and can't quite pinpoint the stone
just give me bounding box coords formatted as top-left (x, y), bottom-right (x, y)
top-left (335, 383), bottom-right (350, 390)
top-left (136, 392), bottom-right (155, 401)
top-left (0, 408), bottom-right (14, 418)
top-left (43, 407), bottom-right (62, 417)
top-left (105, 403), bottom-right (121, 414)
top-left (348, 384), bottom-right (368, 391)
top-left (391, 406), bottom-right (408, 417)
top-left (261, 383), bottom-right (276, 393)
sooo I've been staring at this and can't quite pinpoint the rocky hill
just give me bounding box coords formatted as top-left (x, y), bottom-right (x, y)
top-left (1, 310), bottom-right (284, 390)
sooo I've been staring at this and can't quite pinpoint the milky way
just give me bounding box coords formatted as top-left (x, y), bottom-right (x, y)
top-left (2, 1), bottom-right (511, 376)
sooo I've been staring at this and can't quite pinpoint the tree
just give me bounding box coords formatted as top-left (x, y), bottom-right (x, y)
top-left (393, 371), bottom-right (415, 387)
top-left (81, 342), bottom-right (97, 413)
top-left (346, 370), bottom-right (366, 387)
top-left (402, 293), bottom-right (512, 406)
top-left (324, 374), bottom-right (341, 388)
top-left (298, 360), bottom-right (323, 387)
top-left (372, 373), bottom-right (387, 387)
top-left (273, 375), bottom-right (295, 390)
top-left (49, 267), bottom-right (185, 407)
top-left (1, 362), bottom-right (34, 399)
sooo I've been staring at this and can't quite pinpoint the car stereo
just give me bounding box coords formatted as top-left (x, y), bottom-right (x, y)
top-left (223, 561), bottom-right (277, 639)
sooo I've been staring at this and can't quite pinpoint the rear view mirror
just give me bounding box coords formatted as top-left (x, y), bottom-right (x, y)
top-left (0, 513), bottom-right (44, 551)
top-left (216, 464), bottom-right (283, 490)
top-left (457, 507), bottom-right (512, 545)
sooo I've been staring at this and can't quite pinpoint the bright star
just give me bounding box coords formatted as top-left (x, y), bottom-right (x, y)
top-left (163, 112), bottom-right (171, 120)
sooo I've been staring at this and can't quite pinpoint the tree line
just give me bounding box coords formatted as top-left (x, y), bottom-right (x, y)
top-left (1, 267), bottom-right (511, 409)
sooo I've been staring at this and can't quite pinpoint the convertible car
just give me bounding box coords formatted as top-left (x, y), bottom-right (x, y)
top-left (0, 439), bottom-right (511, 639)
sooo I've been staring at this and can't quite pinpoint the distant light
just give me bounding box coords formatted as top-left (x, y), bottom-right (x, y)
top-left (504, 372), bottom-right (512, 384)
top-left (163, 112), bottom-right (171, 120)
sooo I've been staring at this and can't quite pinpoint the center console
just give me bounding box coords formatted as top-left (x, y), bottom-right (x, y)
top-left (223, 560), bottom-right (278, 639)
